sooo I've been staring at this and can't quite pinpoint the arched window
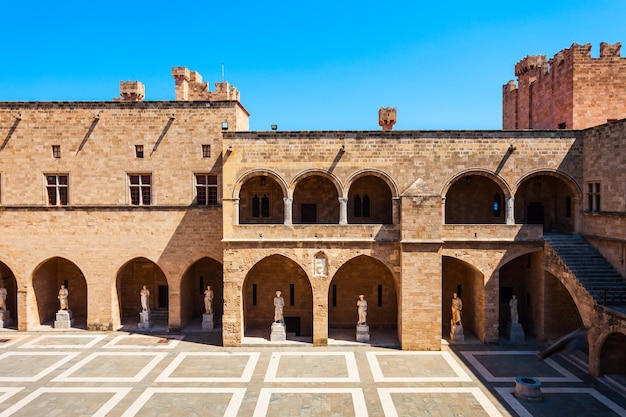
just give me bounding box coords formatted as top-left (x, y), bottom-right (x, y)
top-left (252, 194), bottom-right (260, 217)
top-left (363, 194), bottom-right (371, 217)
top-left (354, 194), bottom-right (362, 217)
top-left (493, 193), bottom-right (502, 217)
top-left (261, 194), bottom-right (270, 217)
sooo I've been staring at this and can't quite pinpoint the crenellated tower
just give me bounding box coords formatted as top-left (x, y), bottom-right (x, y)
top-left (503, 42), bottom-right (626, 130)
top-left (172, 67), bottom-right (240, 102)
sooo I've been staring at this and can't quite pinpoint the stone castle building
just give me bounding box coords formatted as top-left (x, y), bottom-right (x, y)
top-left (1, 44), bottom-right (626, 377)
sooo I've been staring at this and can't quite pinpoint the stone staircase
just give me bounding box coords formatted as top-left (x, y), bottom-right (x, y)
top-left (545, 233), bottom-right (626, 313)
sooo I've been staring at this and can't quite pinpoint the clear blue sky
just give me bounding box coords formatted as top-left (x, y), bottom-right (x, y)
top-left (1, 0), bottom-right (624, 131)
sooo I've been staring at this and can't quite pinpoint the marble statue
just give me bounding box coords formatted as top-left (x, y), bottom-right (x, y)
top-left (509, 295), bottom-right (519, 324)
top-left (204, 285), bottom-right (214, 314)
top-left (58, 285), bottom-right (69, 310)
top-left (451, 292), bottom-right (462, 325)
top-left (274, 290), bottom-right (285, 323)
top-left (140, 285), bottom-right (150, 311)
top-left (357, 294), bottom-right (368, 325)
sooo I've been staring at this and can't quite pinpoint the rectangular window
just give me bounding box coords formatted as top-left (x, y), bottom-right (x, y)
top-left (202, 144), bottom-right (211, 158)
top-left (195, 174), bottom-right (218, 205)
top-left (135, 145), bottom-right (144, 158)
top-left (588, 182), bottom-right (601, 212)
top-left (52, 145), bottom-right (61, 158)
top-left (46, 174), bottom-right (69, 206)
top-left (129, 174), bottom-right (151, 205)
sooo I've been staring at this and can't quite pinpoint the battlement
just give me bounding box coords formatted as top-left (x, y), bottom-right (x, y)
top-left (378, 107), bottom-right (397, 131)
top-left (114, 81), bottom-right (145, 102)
top-left (514, 55), bottom-right (547, 77)
top-left (172, 67), bottom-right (240, 102)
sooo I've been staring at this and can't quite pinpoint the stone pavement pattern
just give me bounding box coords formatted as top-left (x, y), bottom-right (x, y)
top-left (0, 332), bottom-right (625, 416)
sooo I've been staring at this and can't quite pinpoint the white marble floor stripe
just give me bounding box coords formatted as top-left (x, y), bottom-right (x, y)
top-left (121, 387), bottom-right (246, 417)
top-left (253, 388), bottom-right (367, 417)
top-left (19, 334), bottom-right (107, 349)
top-left (366, 351), bottom-right (473, 382)
top-left (264, 351), bottom-right (360, 383)
top-left (0, 352), bottom-right (80, 382)
top-left (378, 387), bottom-right (503, 417)
top-left (0, 387), bottom-right (131, 417)
top-left (0, 388), bottom-right (23, 406)
top-left (52, 351), bottom-right (168, 382)
top-left (460, 350), bottom-right (582, 383)
top-left (0, 335), bottom-right (30, 349)
top-left (155, 352), bottom-right (260, 383)
top-left (495, 387), bottom-right (626, 417)
top-left (102, 334), bottom-right (184, 349)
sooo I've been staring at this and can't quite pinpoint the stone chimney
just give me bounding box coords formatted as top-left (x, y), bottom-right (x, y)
top-left (378, 107), bottom-right (397, 131)
top-left (114, 81), bottom-right (145, 101)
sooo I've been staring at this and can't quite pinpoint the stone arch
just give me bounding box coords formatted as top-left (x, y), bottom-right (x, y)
top-left (235, 169), bottom-right (288, 225)
top-left (345, 169), bottom-right (400, 199)
top-left (0, 260), bottom-right (18, 328)
top-left (442, 256), bottom-right (485, 340)
top-left (514, 169), bottom-right (582, 233)
top-left (115, 257), bottom-right (169, 328)
top-left (328, 255), bottom-right (398, 330)
top-left (179, 257), bottom-right (223, 331)
top-left (345, 169), bottom-right (396, 224)
top-left (291, 170), bottom-right (343, 224)
top-left (232, 168), bottom-right (288, 199)
top-left (544, 259), bottom-right (591, 332)
top-left (32, 257), bottom-right (87, 328)
top-left (242, 254), bottom-right (313, 339)
top-left (597, 331), bottom-right (626, 376)
top-left (443, 169), bottom-right (512, 224)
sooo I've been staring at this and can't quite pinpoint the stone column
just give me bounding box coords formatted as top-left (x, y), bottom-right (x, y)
top-left (232, 198), bottom-right (240, 225)
top-left (441, 197), bottom-right (446, 224)
top-left (573, 197), bottom-right (582, 233)
top-left (312, 287), bottom-right (329, 346)
top-left (400, 245), bottom-right (442, 350)
top-left (506, 197), bottom-right (515, 225)
top-left (392, 197), bottom-right (401, 225)
top-left (339, 197), bottom-right (348, 225)
top-left (222, 250), bottom-right (244, 347)
top-left (283, 197), bottom-right (293, 225)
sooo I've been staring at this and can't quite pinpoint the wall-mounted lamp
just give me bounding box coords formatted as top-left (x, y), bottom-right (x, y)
top-left (170, 112), bottom-right (176, 119)
top-left (227, 145), bottom-right (233, 152)
top-left (94, 112), bottom-right (100, 119)
top-left (16, 113), bottom-right (22, 120)
top-left (508, 144), bottom-right (517, 152)
top-left (271, 124), bottom-right (277, 131)
top-left (221, 121), bottom-right (229, 130)
top-left (340, 144), bottom-right (346, 152)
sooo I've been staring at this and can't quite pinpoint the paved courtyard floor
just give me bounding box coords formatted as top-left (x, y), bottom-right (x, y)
top-left (0, 330), bottom-right (624, 416)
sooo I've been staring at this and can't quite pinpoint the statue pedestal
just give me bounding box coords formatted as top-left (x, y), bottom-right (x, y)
top-left (54, 310), bottom-right (74, 329)
top-left (356, 323), bottom-right (370, 342)
top-left (450, 323), bottom-right (464, 342)
top-left (270, 322), bottom-right (286, 342)
top-left (506, 322), bottom-right (525, 343)
top-left (0, 310), bottom-right (12, 328)
top-left (202, 313), bottom-right (217, 331)
top-left (138, 310), bottom-right (152, 330)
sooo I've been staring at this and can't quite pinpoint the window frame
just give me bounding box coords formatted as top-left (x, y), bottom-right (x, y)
top-left (128, 173), bottom-right (152, 206)
top-left (194, 173), bottom-right (218, 206)
top-left (45, 173), bottom-right (69, 206)
top-left (587, 182), bottom-right (601, 212)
